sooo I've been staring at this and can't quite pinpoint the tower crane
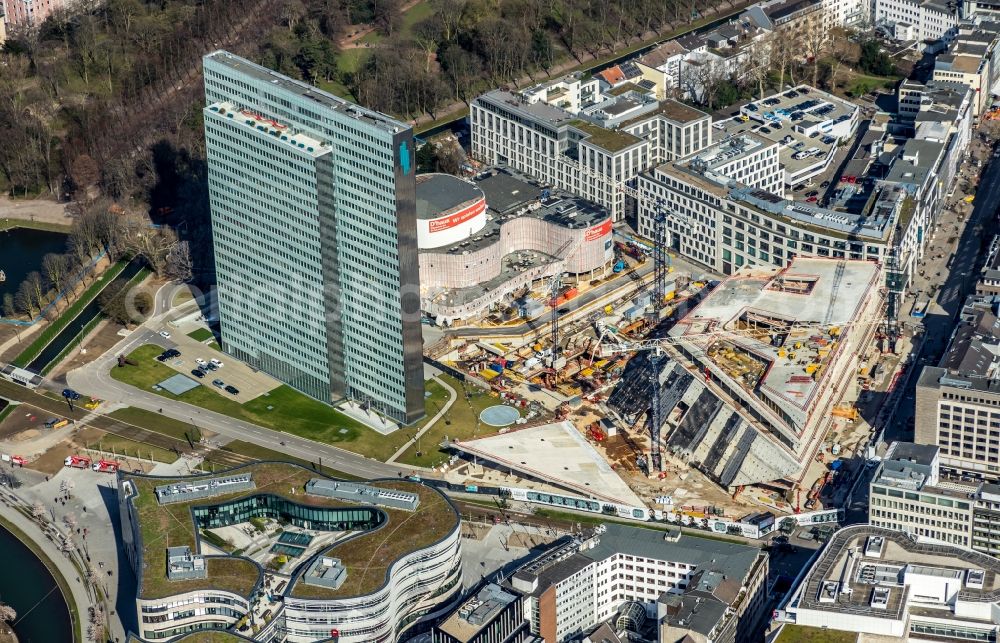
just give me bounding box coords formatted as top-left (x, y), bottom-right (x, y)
top-left (599, 316), bottom-right (889, 473)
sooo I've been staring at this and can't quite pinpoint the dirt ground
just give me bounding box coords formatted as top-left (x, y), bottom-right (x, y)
top-left (0, 404), bottom-right (52, 440)
top-left (23, 425), bottom-right (157, 475)
top-left (0, 195), bottom-right (70, 226)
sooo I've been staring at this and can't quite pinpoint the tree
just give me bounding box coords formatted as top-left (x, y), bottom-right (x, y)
top-left (98, 278), bottom-right (152, 324)
top-left (412, 17), bottom-right (442, 73)
top-left (42, 253), bottom-right (69, 295)
top-left (859, 39), bottom-right (895, 76)
top-left (63, 513), bottom-right (77, 529)
top-left (25, 271), bottom-right (47, 313)
top-left (1, 294), bottom-right (14, 318)
top-left (439, 45), bottom-right (481, 104)
top-left (0, 602), bottom-right (16, 625)
top-left (69, 154), bottom-right (100, 198)
top-left (165, 240), bottom-right (193, 282)
top-left (31, 502), bottom-right (47, 521)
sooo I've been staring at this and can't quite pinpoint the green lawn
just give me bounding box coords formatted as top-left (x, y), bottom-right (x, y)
top-left (203, 440), bottom-right (361, 480)
top-left (776, 625), bottom-right (858, 643)
top-left (107, 407), bottom-right (201, 442)
top-left (844, 73), bottom-right (900, 97)
top-left (187, 328), bottom-right (214, 342)
top-left (86, 433), bottom-right (180, 463)
top-left (111, 344), bottom-right (413, 459)
top-left (208, 341), bottom-right (221, 351)
top-left (396, 374), bottom-right (508, 468)
top-left (0, 219), bottom-right (72, 233)
top-left (11, 260), bottom-right (129, 367)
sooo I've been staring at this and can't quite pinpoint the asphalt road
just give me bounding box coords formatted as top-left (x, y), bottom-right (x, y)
top-left (883, 139), bottom-right (1000, 443)
top-left (0, 283), bottom-right (403, 480)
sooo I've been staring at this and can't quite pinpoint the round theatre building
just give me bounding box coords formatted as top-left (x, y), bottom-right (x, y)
top-left (417, 169), bottom-right (614, 325)
top-left (416, 173), bottom-right (488, 249)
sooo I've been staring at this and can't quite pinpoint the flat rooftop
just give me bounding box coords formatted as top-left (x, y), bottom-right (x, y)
top-left (415, 174), bottom-right (484, 220)
top-left (121, 462), bottom-right (458, 601)
top-left (437, 583), bottom-right (520, 642)
top-left (796, 526), bottom-right (1000, 621)
top-left (449, 421), bottom-right (647, 509)
top-left (715, 85), bottom-right (858, 185)
top-left (668, 257), bottom-right (879, 413)
top-left (205, 51), bottom-right (409, 135)
top-left (620, 98), bottom-right (709, 127)
top-left (420, 169), bottom-right (610, 258)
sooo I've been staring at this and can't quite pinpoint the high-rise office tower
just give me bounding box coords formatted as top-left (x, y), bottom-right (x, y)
top-left (202, 51), bottom-right (424, 424)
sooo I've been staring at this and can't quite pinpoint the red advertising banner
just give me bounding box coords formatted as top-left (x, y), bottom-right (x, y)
top-left (428, 200), bottom-right (486, 233)
top-left (585, 219), bottom-right (613, 241)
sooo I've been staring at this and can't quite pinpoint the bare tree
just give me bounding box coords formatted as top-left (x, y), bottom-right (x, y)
top-left (42, 253), bottom-right (69, 295)
top-left (25, 271), bottom-right (47, 313)
top-left (60, 535), bottom-right (76, 553)
top-left (2, 293), bottom-right (15, 318)
top-left (64, 513), bottom-right (78, 530)
top-left (70, 154), bottom-right (100, 199)
top-left (165, 240), bottom-right (193, 282)
top-left (0, 602), bottom-right (16, 625)
top-left (118, 211), bottom-right (180, 276)
top-left (801, 10), bottom-right (832, 88)
top-left (31, 502), bottom-right (47, 521)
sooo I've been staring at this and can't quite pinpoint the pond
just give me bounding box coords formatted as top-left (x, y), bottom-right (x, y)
top-left (0, 227), bottom-right (69, 300)
top-left (0, 524), bottom-right (73, 642)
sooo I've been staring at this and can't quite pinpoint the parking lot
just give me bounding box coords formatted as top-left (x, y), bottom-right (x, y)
top-left (151, 324), bottom-right (279, 404)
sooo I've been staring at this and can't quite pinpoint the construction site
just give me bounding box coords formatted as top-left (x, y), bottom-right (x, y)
top-left (427, 245), bottom-right (895, 528)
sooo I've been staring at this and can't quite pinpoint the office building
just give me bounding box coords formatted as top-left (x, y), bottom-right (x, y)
top-left (869, 441), bottom-right (1000, 557)
top-left (932, 20), bottom-right (1000, 116)
top-left (119, 463), bottom-right (462, 642)
top-left (874, 0), bottom-right (959, 45)
top-left (785, 525), bottom-right (1000, 641)
top-left (915, 296), bottom-right (1000, 477)
top-left (202, 51), bottom-right (424, 424)
top-left (470, 77), bottom-right (711, 221)
top-left (432, 583), bottom-right (532, 643)
top-left (506, 524), bottom-right (768, 643)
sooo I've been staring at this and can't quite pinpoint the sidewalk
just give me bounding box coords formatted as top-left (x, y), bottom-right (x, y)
top-left (0, 491), bottom-right (111, 642)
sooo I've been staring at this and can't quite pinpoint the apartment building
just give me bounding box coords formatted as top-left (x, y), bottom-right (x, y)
top-left (470, 80), bottom-right (711, 221)
top-left (202, 51), bottom-right (424, 424)
top-left (933, 20), bottom-right (1000, 115)
top-left (915, 296), bottom-right (1000, 477)
top-left (875, 0), bottom-right (959, 44)
top-left (508, 525), bottom-right (768, 643)
top-left (2, 0), bottom-right (66, 28)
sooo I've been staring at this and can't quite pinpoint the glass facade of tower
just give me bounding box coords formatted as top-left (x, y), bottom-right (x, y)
top-left (202, 51), bottom-right (424, 424)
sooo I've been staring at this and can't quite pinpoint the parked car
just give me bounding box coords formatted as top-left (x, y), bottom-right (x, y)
top-left (205, 362), bottom-right (218, 371)
top-left (196, 358), bottom-right (208, 367)
top-left (820, 180), bottom-right (831, 188)
top-left (156, 354), bottom-right (169, 362)
top-left (225, 385), bottom-right (240, 395)
top-left (210, 358), bottom-right (224, 368)
top-left (191, 369), bottom-right (206, 379)
top-left (806, 190), bottom-right (819, 197)
top-left (164, 348), bottom-right (181, 358)
top-left (212, 379), bottom-right (225, 388)
top-left (806, 196), bottom-right (819, 203)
